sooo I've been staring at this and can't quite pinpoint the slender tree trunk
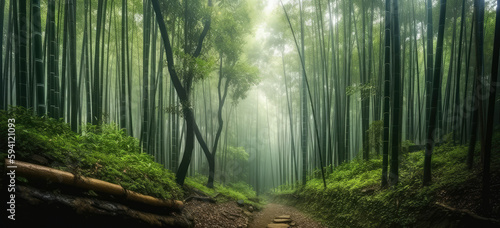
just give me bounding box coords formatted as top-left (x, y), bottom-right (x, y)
top-left (255, 102), bottom-right (260, 195)
top-left (206, 53), bottom-right (231, 188)
top-left (282, 50), bottom-right (299, 186)
top-left (60, 2), bottom-right (69, 121)
top-left (390, 0), bottom-right (402, 186)
top-left (92, 0), bottom-right (105, 125)
top-left (423, 0), bottom-right (447, 186)
top-left (17, 0), bottom-right (28, 107)
top-left (454, 0), bottom-right (466, 141)
top-left (298, 0), bottom-right (308, 187)
top-left (47, 0), bottom-right (58, 118)
top-left (13, 0), bottom-right (20, 107)
top-left (120, 0), bottom-right (127, 129)
top-left (0, 0), bottom-right (4, 110)
top-left (84, 0), bottom-right (92, 123)
top-left (126, 0), bottom-right (133, 134)
top-left (142, 0), bottom-right (151, 152)
top-left (425, 0), bottom-right (434, 136)
top-left (382, 0), bottom-right (391, 188)
top-left (361, 0), bottom-right (371, 161)
top-left (443, 15), bottom-right (457, 136)
top-left (465, 18), bottom-right (475, 162)
top-left (32, 0), bottom-right (45, 115)
top-left (68, 0), bottom-right (78, 131)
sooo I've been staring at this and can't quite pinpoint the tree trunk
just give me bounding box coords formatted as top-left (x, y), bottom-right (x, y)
top-left (453, 0), bottom-right (466, 142)
top-left (382, 0), bottom-right (391, 188)
top-left (142, 0), bottom-right (151, 152)
top-left (92, 0), bottom-right (105, 125)
top-left (390, 0), bottom-right (402, 186)
top-left (425, 0), bottom-right (434, 138)
top-left (151, 0), bottom-right (212, 186)
top-left (423, 0), bottom-right (447, 186)
top-left (17, 0), bottom-right (28, 107)
top-left (68, 0), bottom-right (78, 131)
top-left (31, 0), bottom-right (45, 116)
top-left (206, 53), bottom-right (231, 188)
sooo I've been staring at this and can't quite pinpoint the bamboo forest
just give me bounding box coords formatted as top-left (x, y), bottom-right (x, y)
top-left (1, 0), bottom-right (500, 227)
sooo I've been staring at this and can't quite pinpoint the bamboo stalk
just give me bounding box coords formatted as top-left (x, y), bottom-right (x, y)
top-left (6, 159), bottom-right (183, 210)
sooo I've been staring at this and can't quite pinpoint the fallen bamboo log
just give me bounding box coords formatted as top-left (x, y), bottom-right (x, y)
top-left (275, 215), bottom-right (291, 219)
top-left (6, 159), bottom-right (183, 210)
top-left (435, 202), bottom-right (500, 225)
top-left (266, 224), bottom-right (290, 228)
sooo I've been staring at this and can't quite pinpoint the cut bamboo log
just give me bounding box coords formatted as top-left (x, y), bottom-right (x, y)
top-left (6, 159), bottom-right (183, 210)
top-left (273, 218), bottom-right (292, 223)
top-left (266, 224), bottom-right (290, 228)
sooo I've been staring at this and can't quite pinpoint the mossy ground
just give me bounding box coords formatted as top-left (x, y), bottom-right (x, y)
top-left (186, 175), bottom-right (264, 208)
top-left (270, 131), bottom-right (500, 227)
top-left (0, 107), bottom-right (259, 204)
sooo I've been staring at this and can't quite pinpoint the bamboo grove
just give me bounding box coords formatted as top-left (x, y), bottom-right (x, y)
top-left (1, 0), bottom-right (499, 211)
top-left (272, 0), bottom-right (499, 211)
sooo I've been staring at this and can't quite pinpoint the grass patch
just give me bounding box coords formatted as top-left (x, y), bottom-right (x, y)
top-left (185, 174), bottom-right (264, 208)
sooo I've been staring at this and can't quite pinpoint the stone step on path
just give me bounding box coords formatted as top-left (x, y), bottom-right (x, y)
top-left (266, 215), bottom-right (297, 228)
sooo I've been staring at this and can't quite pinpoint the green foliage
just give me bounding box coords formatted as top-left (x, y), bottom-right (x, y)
top-left (367, 120), bottom-right (383, 152)
top-left (401, 140), bottom-right (415, 153)
top-left (218, 146), bottom-right (249, 161)
top-left (346, 82), bottom-right (376, 99)
top-left (271, 132), bottom-right (500, 227)
top-left (0, 107), bottom-right (182, 200)
top-left (227, 61), bottom-right (260, 103)
top-left (185, 174), bottom-right (263, 208)
top-left (212, 0), bottom-right (252, 60)
top-left (216, 146), bottom-right (250, 182)
top-left (171, 49), bottom-right (217, 82)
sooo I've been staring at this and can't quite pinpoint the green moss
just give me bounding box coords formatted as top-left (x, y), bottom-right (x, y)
top-left (0, 107), bottom-right (182, 200)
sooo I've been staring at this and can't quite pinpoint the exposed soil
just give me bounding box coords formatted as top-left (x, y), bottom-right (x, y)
top-left (248, 203), bottom-right (327, 228)
top-left (184, 201), bottom-right (251, 228)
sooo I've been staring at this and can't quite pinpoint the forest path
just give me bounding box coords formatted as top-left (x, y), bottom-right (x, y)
top-left (248, 203), bottom-right (327, 228)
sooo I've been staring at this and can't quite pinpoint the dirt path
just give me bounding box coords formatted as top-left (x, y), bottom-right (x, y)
top-left (185, 201), bottom-right (250, 228)
top-left (248, 203), bottom-right (327, 228)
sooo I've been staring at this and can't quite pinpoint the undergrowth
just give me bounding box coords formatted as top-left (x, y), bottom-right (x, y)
top-left (186, 174), bottom-right (263, 208)
top-left (271, 132), bottom-right (500, 227)
top-left (0, 107), bottom-right (182, 199)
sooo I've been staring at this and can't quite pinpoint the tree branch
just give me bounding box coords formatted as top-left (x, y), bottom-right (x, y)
top-left (193, 0), bottom-right (212, 58)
